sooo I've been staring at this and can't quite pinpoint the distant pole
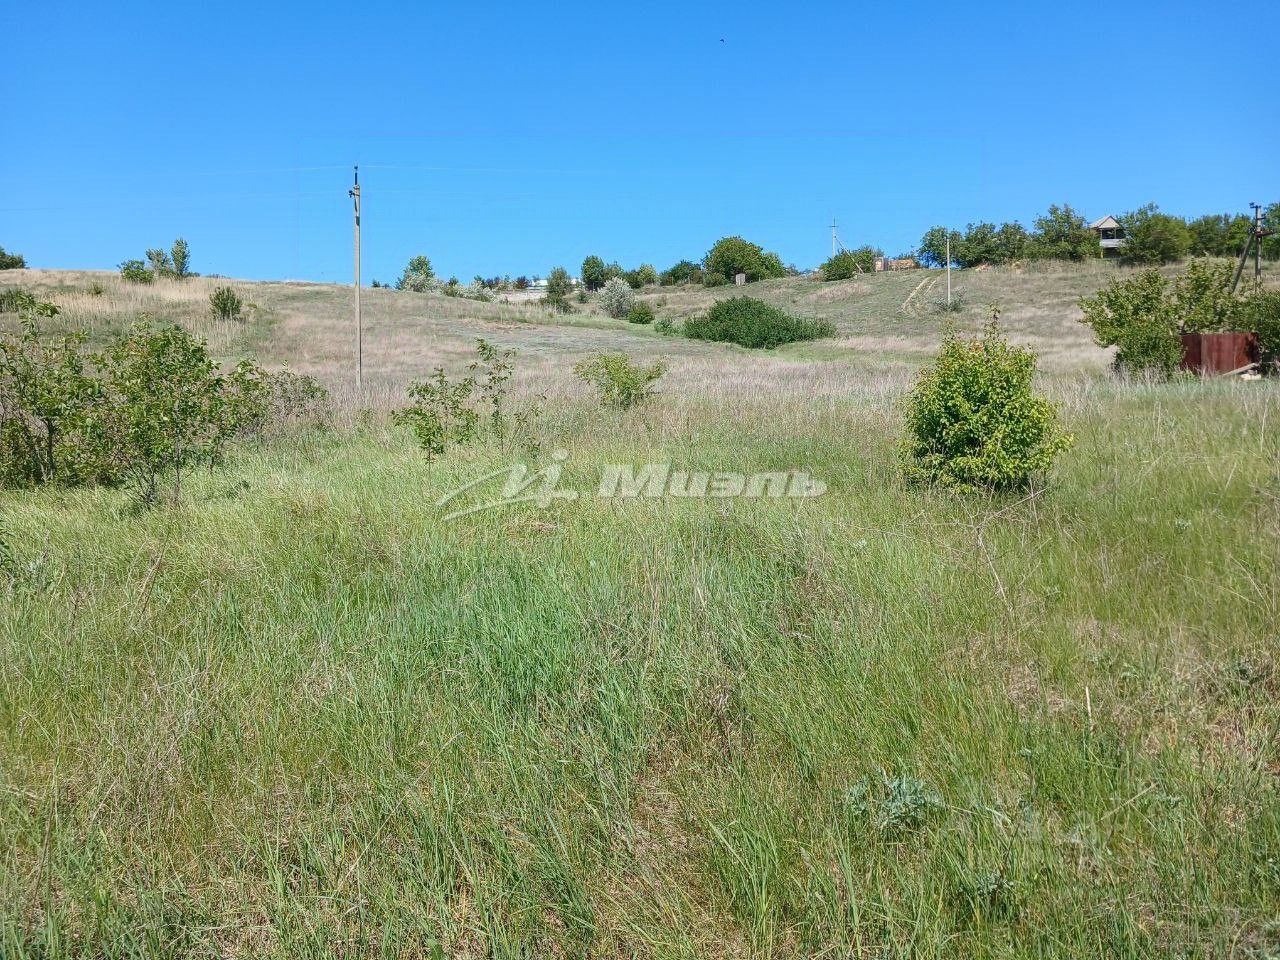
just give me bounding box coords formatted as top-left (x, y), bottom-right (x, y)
top-left (349, 166), bottom-right (362, 393)
top-left (946, 231), bottom-right (952, 307)
top-left (831, 216), bottom-right (838, 257)
top-left (1255, 202), bottom-right (1263, 286)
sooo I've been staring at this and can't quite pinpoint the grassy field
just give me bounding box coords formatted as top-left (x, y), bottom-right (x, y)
top-left (0, 264), bottom-right (1278, 957)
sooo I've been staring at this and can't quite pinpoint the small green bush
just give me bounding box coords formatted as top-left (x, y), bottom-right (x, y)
top-left (543, 267), bottom-right (574, 313)
top-left (654, 316), bottom-right (676, 336)
top-left (397, 255), bottom-right (438, 293)
top-left (683, 297), bottom-right (835, 349)
top-left (820, 246), bottom-right (880, 280)
top-left (1241, 289), bottom-right (1280, 370)
top-left (1078, 270), bottom-right (1182, 377)
top-left (626, 301), bottom-right (655, 325)
top-left (119, 260), bottom-right (153, 284)
top-left (574, 353), bottom-right (666, 409)
top-left (393, 339), bottom-right (514, 458)
top-left (597, 277), bottom-right (635, 319)
top-left (209, 286), bottom-right (243, 321)
top-left (660, 260), bottom-right (702, 286)
top-left (703, 272), bottom-right (728, 287)
top-left (624, 264), bottom-right (659, 289)
top-left (902, 321), bottom-right (1072, 492)
top-left (0, 246), bottom-right (25, 270)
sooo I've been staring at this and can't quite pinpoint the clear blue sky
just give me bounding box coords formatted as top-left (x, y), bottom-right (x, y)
top-left (4, 0), bottom-right (1276, 283)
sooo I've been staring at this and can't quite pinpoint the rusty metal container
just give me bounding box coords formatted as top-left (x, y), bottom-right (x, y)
top-left (1179, 332), bottom-right (1259, 376)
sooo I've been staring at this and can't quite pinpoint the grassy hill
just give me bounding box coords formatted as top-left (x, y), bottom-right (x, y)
top-left (0, 263), bottom-right (1277, 957)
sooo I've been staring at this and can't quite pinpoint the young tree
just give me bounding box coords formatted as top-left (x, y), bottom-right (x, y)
top-left (146, 248), bottom-right (173, 276)
top-left (702, 236), bottom-right (787, 285)
top-left (660, 260), bottom-right (702, 285)
top-left (397, 256), bottom-right (437, 292)
top-left (820, 246), bottom-right (881, 280)
top-left (624, 264), bottom-right (659, 289)
top-left (1026, 204), bottom-right (1097, 262)
top-left (916, 226), bottom-right (962, 268)
top-left (580, 255), bottom-right (608, 292)
top-left (170, 237), bottom-right (191, 278)
top-left (0, 246), bottom-right (25, 270)
top-left (1118, 204), bottom-right (1191, 265)
top-left (543, 266), bottom-right (574, 312)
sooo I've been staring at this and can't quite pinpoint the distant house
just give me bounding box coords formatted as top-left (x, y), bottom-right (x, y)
top-left (1089, 216), bottom-right (1126, 258)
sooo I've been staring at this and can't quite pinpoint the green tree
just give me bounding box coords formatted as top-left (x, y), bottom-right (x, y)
top-left (1026, 204), bottom-right (1097, 262)
top-left (702, 236), bottom-right (787, 285)
top-left (146, 248), bottom-right (173, 276)
top-left (917, 226), bottom-right (962, 268)
top-left (170, 238), bottom-right (191, 278)
top-left (1078, 270), bottom-right (1182, 376)
top-left (1264, 202), bottom-right (1280, 261)
top-left (0, 246), bottom-right (25, 270)
top-left (954, 222), bottom-right (1028, 267)
top-left (397, 256), bottom-right (437, 292)
top-left (820, 245), bottom-right (881, 280)
top-left (1118, 204), bottom-right (1191, 265)
top-left (581, 255), bottom-right (608, 291)
top-left (660, 260), bottom-right (702, 285)
top-left (543, 266), bottom-right (574, 312)
top-left (1187, 213), bottom-right (1251, 257)
top-left (624, 264), bottom-right (659, 289)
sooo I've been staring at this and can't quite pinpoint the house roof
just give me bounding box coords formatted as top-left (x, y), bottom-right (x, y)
top-left (1089, 216), bottom-right (1121, 230)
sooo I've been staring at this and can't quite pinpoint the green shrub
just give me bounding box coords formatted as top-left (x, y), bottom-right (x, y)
top-left (1171, 258), bottom-right (1239, 332)
top-left (170, 238), bottom-right (191, 278)
top-left (597, 277), bottom-right (635, 319)
top-left (146, 248), bottom-right (173, 276)
top-left (703, 272), bottom-right (728, 287)
top-left (626, 301), bottom-right (655, 325)
top-left (0, 246), bottom-right (25, 270)
top-left (94, 323), bottom-right (233, 503)
top-left (543, 267), bottom-right (575, 313)
top-left (119, 260), bottom-right (153, 284)
top-left (1078, 270), bottom-right (1182, 377)
top-left (397, 255), bottom-right (438, 293)
top-left (624, 264), bottom-right (659, 289)
top-left (393, 339), bottom-right (514, 458)
top-left (684, 296), bottom-right (835, 349)
top-left (574, 353), bottom-right (666, 409)
top-left (660, 260), bottom-right (702, 285)
top-left (902, 321), bottom-right (1072, 492)
top-left (655, 316), bottom-right (676, 335)
top-left (223, 364), bottom-right (330, 440)
top-left (1241, 289), bottom-right (1280, 370)
top-left (1119, 204), bottom-right (1191, 265)
top-left (820, 246), bottom-right (880, 280)
top-left (703, 236), bottom-right (787, 285)
top-left (209, 286), bottom-right (243, 321)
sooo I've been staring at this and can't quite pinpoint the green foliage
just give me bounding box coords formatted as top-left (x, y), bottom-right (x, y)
top-left (1240, 289), bottom-right (1280, 369)
top-left (702, 236), bottom-right (787, 285)
top-left (145, 248), bottom-right (173, 275)
top-left (573, 353), bottom-right (666, 409)
top-left (902, 321), bottom-right (1072, 491)
top-left (1078, 270), bottom-right (1181, 376)
top-left (0, 313), bottom-right (105, 488)
top-left (1172, 258), bottom-right (1239, 333)
top-left (580, 255), bottom-right (608, 292)
top-left (654, 315), bottom-right (676, 335)
top-left (626, 301), bottom-right (655, 325)
top-left (94, 323), bottom-right (232, 504)
top-left (597, 277), bottom-right (635, 319)
top-left (1265, 202), bottom-right (1280, 260)
top-left (170, 237), bottom-right (191, 278)
top-left (1187, 213), bottom-right (1251, 258)
top-left (820, 245), bottom-right (881, 280)
top-left (917, 226), bottom-right (962, 268)
top-left (1026, 204), bottom-right (1097, 262)
top-left (543, 267), bottom-right (575, 313)
top-left (396, 256), bottom-right (438, 293)
top-left (660, 260), bottom-right (702, 285)
top-left (624, 264), bottom-right (659, 289)
top-left (846, 773), bottom-right (944, 835)
top-left (703, 271), bottom-right (729, 287)
top-left (955, 222), bottom-right (1029, 267)
top-left (684, 296), bottom-right (835, 349)
top-left (0, 246), bottom-right (25, 270)
top-left (1119, 204), bottom-right (1191, 265)
top-left (209, 286), bottom-right (243, 321)
top-left (118, 259), bottom-right (153, 284)
top-left (393, 339), bottom-right (515, 458)
top-left (222, 364), bottom-right (330, 441)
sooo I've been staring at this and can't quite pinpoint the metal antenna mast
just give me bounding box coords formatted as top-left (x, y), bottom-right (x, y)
top-left (349, 165), bottom-right (362, 393)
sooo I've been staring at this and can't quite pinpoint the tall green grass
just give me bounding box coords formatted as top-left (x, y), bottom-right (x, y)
top-left (0, 381), bottom-right (1276, 958)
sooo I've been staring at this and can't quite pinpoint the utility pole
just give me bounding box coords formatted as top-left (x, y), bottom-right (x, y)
top-left (1231, 202), bottom-right (1273, 294)
top-left (830, 216), bottom-right (839, 257)
top-left (946, 231), bottom-right (952, 308)
top-left (349, 165), bottom-right (362, 393)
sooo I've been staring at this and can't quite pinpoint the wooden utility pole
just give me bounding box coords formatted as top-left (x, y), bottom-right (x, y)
top-left (946, 231), bottom-right (952, 308)
top-left (349, 165), bottom-right (362, 392)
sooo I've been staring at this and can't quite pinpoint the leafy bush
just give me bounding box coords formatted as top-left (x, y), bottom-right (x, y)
top-left (624, 264), bottom-right (659, 289)
top-left (0, 246), bottom-right (25, 270)
top-left (820, 246), bottom-right (881, 280)
top-left (1119, 204), bottom-right (1191, 265)
top-left (1172, 258), bottom-right (1239, 332)
top-left (902, 321), bottom-right (1072, 491)
top-left (703, 236), bottom-right (787, 285)
top-left (146, 248), bottom-right (173, 275)
top-left (1025, 204), bottom-right (1097, 262)
top-left (170, 238), bottom-right (191, 278)
top-left (655, 316), bottom-right (676, 335)
top-left (209, 286), bottom-right (243, 321)
top-left (223, 364), bottom-right (330, 440)
top-left (119, 260), bottom-right (153, 284)
top-left (703, 271), bottom-right (728, 287)
top-left (597, 277), bottom-right (635, 319)
top-left (660, 260), bottom-right (702, 285)
top-left (684, 296), bottom-right (835, 349)
top-left (626, 301), bottom-right (655, 325)
top-left (543, 267), bottom-right (575, 313)
top-left (393, 340), bottom-right (514, 458)
top-left (396, 255), bottom-right (438, 293)
top-left (1241, 290), bottom-right (1280, 370)
top-left (1187, 213), bottom-right (1252, 258)
top-left (574, 353), bottom-right (666, 409)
